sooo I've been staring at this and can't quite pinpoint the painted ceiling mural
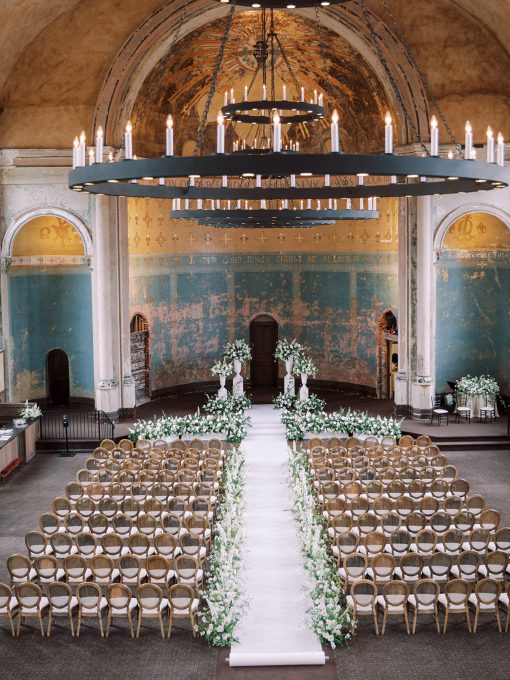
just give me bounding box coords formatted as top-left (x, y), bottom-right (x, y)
top-left (131, 10), bottom-right (392, 158)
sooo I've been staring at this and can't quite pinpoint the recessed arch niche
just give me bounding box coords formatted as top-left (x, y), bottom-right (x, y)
top-left (5, 215), bottom-right (94, 403)
top-left (435, 211), bottom-right (510, 394)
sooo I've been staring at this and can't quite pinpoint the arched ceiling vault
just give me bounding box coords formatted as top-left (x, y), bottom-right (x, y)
top-left (0, 0), bottom-right (509, 149)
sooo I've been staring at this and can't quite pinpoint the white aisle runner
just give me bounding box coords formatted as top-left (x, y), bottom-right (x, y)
top-left (229, 404), bottom-right (325, 667)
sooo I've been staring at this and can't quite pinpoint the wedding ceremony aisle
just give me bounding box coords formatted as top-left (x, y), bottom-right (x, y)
top-left (229, 405), bottom-right (325, 667)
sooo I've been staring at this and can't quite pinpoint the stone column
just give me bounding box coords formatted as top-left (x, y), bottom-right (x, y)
top-left (411, 195), bottom-right (435, 418)
top-left (394, 198), bottom-right (410, 414)
top-left (91, 195), bottom-right (122, 417)
top-left (117, 197), bottom-right (136, 416)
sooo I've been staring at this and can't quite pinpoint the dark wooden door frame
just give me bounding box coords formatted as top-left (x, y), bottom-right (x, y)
top-left (250, 315), bottom-right (278, 387)
top-left (47, 348), bottom-right (70, 406)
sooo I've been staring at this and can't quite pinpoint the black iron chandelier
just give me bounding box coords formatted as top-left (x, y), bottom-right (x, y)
top-left (68, 0), bottom-right (508, 229)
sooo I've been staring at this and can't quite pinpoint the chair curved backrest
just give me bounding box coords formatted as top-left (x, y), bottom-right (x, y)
top-left (136, 583), bottom-right (163, 611)
top-left (474, 578), bottom-right (500, 606)
top-left (444, 578), bottom-right (470, 605)
top-left (382, 580), bottom-right (409, 607)
top-left (16, 582), bottom-right (43, 610)
top-left (63, 554), bottom-right (88, 582)
top-left (77, 582), bottom-right (102, 610)
top-left (7, 554), bottom-right (32, 582)
top-left (107, 583), bottom-right (132, 610)
top-left (413, 578), bottom-right (439, 607)
top-left (48, 582), bottom-right (73, 609)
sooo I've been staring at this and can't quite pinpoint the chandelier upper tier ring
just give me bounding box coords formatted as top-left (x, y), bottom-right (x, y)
top-left (69, 153), bottom-right (508, 198)
top-left (221, 100), bottom-right (326, 124)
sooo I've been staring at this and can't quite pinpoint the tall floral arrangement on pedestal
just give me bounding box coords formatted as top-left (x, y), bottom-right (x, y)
top-left (211, 358), bottom-right (234, 378)
top-left (288, 447), bottom-right (353, 648)
top-left (293, 355), bottom-right (318, 377)
top-left (224, 339), bottom-right (252, 363)
top-left (274, 339), bottom-right (306, 361)
top-left (198, 447), bottom-right (247, 645)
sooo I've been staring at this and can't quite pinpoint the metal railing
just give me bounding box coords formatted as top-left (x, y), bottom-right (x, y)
top-left (39, 410), bottom-right (115, 441)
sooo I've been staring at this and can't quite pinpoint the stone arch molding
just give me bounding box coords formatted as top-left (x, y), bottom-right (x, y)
top-left (94, 0), bottom-right (430, 147)
top-left (1, 208), bottom-right (93, 270)
top-left (434, 203), bottom-right (510, 260)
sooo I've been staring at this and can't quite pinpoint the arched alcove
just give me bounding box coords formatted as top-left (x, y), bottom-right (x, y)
top-left (376, 309), bottom-right (398, 399)
top-left (3, 213), bottom-right (94, 403)
top-left (435, 211), bottom-right (510, 394)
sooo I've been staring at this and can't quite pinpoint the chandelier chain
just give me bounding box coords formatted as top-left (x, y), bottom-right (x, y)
top-left (380, 0), bottom-right (462, 156)
top-left (132, 0), bottom-right (188, 132)
top-left (193, 0), bottom-right (236, 156)
top-left (358, 0), bottom-right (428, 154)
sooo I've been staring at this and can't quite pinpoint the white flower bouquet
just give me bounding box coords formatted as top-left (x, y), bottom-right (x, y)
top-left (281, 407), bottom-right (402, 440)
top-left (18, 401), bottom-right (43, 419)
top-left (456, 374), bottom-right (499, 397)
top-left (274, 338), bottom-right (306, 361)
top-left (129, 409), bottom-right (250, 443)
top-left (211, 358), bottom-right (234, 378)
top-left (224, 339), bottom-right (252, 362)
top-left (293, 354), bottom-right (318, 377)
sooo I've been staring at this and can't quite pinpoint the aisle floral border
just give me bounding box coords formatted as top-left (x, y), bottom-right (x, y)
top-left (198, 446), bottom-right (247, 645)
top-left (281, 407), bottom-right (402, 440)
top-left (129, 395), bottom-right (251, 443)
top-left (288, 447), bottom-right (353, 648)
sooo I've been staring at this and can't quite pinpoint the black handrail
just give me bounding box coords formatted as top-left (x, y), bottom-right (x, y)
top-left (39, 410), bottom-right (115, 441)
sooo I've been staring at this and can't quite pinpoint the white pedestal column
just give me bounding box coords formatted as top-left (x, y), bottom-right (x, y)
top-left (117, 197), bottom-right (136, 414)
top-left (411, 196), bottom-right (435, 419)
top-left (394, 198), bottom-right (410, 414)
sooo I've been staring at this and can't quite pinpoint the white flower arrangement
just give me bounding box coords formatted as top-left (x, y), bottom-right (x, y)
top-left (274, 339), bottom-right (306, 361)
top-left (288, 447), bottom-right (353, 648)
top-left (211, 358), bottom-right (234, 378)
top-left (293, 354), bottom-right (318, 377)
top-left (456, 374), bottom-right (500, 397)
top-left (281, 408), bottom-right (402, 440)
top-left (204, 393), bottom-right (252, 416)
top-left (18, 401), bottom-right (42, 419)
top-left (198, 447), bottom-right (247, 645)
top-left (129, 409), bottom-right (250, 443)
top-left (224, 339), bottom-right (252, 362)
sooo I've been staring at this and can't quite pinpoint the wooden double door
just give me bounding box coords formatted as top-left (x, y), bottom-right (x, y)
top-left (250, 315), bottom-right (278, 387)
top-left (47, 349), bottom-right (70, 405)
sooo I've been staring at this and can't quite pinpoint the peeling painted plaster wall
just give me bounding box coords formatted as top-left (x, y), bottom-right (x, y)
top-left (129, 252), bottom-right (398, 393)
top-left (435, 251), bottom-right (510, 394)
top-left (8, 266), bottom-right (94, 401)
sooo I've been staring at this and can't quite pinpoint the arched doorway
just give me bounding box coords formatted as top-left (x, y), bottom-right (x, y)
top-left (47, 349), bottom-right (70, 405)
top-left (250, 315), bottom-right (278, 388)
top-left (130, 314), bottom-right (150, 403)
top-left (376, 310), bottom-right (398, 399)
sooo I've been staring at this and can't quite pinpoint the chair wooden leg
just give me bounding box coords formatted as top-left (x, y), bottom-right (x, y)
top-left (412, 608), bottom-right (417, 634)
top-left (382, 609), bottom-right (387, 635)
top-left (106, 610), bottom-right (111, 637)
top-left (495, 607), bottom-right (502, 633)
top-left (98, 612), bottom-right (104, 637)
top-left (128, 612), bottom-right (134, 638)
top-left (9, 613), bottom-right (15, 637)
top-left (472, 607), bottom-right (479, 633)
top-left (136, 612), bottom-right (142, 638)
top-left (505, 608), bottom-right (509, 633)
top-left (76, 610), bottom-right (81, 637)
top-left (434, 605), bottom-right (440, 634)
top-left (443, 609), bottom-right (449, 634)
top-left (403, 608), bottom-right (410, 635)
top-left (191, 613), bottom-right (196, 637)
top-left (70, 613), bottom-right (75, 637)
top-left (373, 609), bottom-right (379, 636)
top-left (39, 614), bottom-right (45, 637)
top-left (47, 612), bottom-right (52, 637)
top-left (17, 614), bottom-right (22, 636)
top-left (466, 607), bottom-right (472, 633)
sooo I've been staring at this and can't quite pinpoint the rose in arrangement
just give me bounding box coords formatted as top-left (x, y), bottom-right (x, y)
top-left (224, 339), bottom-right (252, 363)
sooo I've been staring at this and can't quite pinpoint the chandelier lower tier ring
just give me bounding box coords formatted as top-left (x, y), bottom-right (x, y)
top-left (172, 208), bottom-right (379, 228)
top-left (69, 153), bottom-right (508, 199)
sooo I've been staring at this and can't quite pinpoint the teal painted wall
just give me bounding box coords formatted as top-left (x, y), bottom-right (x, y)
top-left (129, 252), bottom-right (398, 392)
top-left (436, 251), bottom-right (510, 393)
top-left (8, 266), bottom-right (94, 400)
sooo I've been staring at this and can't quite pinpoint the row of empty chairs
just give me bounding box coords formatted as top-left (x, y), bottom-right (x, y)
top-left (0, 581), bottom-right (198, 638)
top-left (306, 434), bottom-right (510, 633)
top-left (1, 437), bottom-right (227, 637)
